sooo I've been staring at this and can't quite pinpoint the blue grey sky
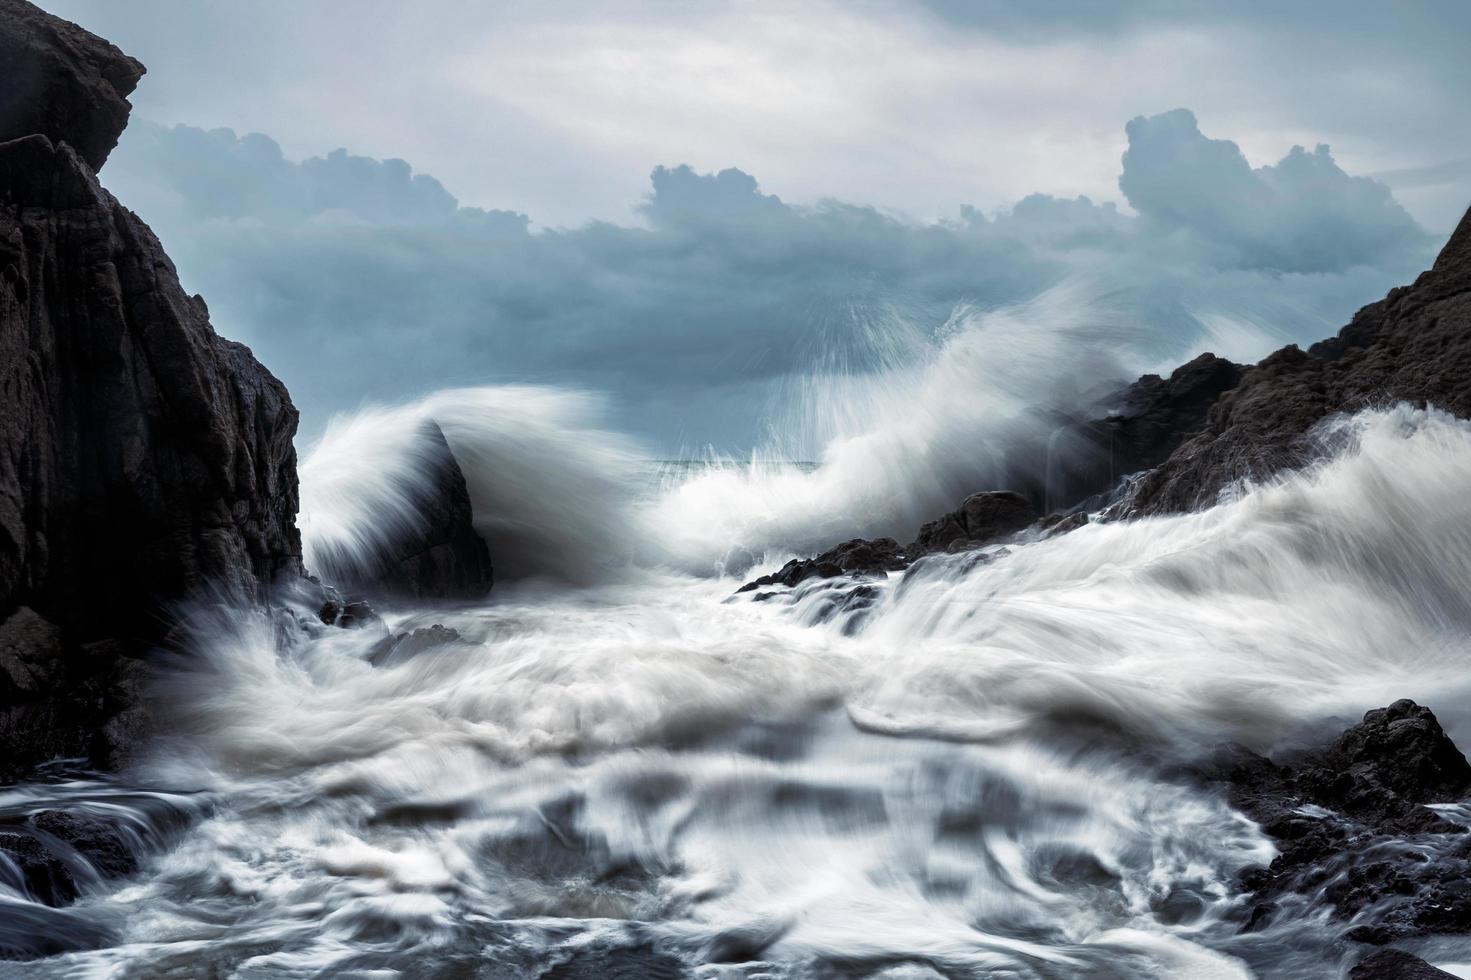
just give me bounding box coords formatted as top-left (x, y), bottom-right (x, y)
top-left (41, 0), bottom-right (1471, 451)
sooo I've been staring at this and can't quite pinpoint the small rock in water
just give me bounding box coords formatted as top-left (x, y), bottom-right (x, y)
top-left (737, 537), bottom-right (907, 594)
top-left (368, 624), bottom-right (465, 668)
top-left (318, 596), bottom-right (378, 629)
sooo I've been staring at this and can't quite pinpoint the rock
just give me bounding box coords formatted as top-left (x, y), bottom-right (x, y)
top-left (538, 945), bottom-right (687, 980)
top-left (0, 828), bottom-right (76, 905)
top-left (911, 490), bottom-right (1036, 555)
top-left (0, 0), bottom-right (144, 170)
top-left (737, 537), bottom-right (907, 593)
top-left (312, 420), bottom-right (493, 602)
top-left (30, 808), bottom-right (137, 879)
top-left (318, 596), bottom-right (378, 630)
top-left (1128, 206), bottom-right (1471, 514)
top-left (0, 2), bottom-right (305, 776)
top-left (1046, 353), bottom-right (1245, 509)
top-left (1350, 949), bottom-right (1460, 980)
top-left (0, 606), bottom-right (62, 697)
top-left (1038, 512), bottom-right (1089, 538)
top-left (737, 492), bottom-right (1033, 595)
top-left (1212, 700), bottom-right (1471, 944)
top-left (368, 624), bottom-right (464, 668)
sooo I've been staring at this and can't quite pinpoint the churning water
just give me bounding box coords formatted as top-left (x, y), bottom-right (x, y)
top-left (9, 313), bottom-right (1471, 977)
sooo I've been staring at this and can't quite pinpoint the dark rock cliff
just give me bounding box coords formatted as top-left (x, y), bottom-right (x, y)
top-left (1128, 206), bottom-right (1471, 514)
top-left (0, 1), bottom-right (304, 776)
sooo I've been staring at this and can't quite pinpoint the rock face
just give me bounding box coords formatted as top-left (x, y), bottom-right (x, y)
top-left (0, 2), bottom-right (304, 776)
top-left (1129, 206), bottom-right (1471, 514)
top-left (0, 0), bottom-right (144, 170)
top-left (1053, 353), bottom-right (1244, 507)
top-left (1214, 700), bottom-right (1471, 945)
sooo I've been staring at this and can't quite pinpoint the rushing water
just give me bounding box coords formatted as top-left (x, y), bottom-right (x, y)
top-left (9, 372), bottom-right (1471, 976)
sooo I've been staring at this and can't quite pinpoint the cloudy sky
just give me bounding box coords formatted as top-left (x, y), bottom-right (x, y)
top-left (46, 0), bottom-right (1471, 451)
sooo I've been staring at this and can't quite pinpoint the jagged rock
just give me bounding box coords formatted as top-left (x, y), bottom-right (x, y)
top-left (736, 537), bottom-right (907, 593)
top-left (0, 3), bottom-right (304, 776)
top-left (736, 492), bottom-right (1034, 594)
top-left (1212, 700), bottom-right (1471, 943)
top-left (0, 0), bottom-right (144, 170)
top-left (1037, 512), bottom-right (1089, 538)
top-left (315, 420), bottom-right (493, 602)
top-left (368, 624), bottom-right (464, 668)
top-left (1350, 950), bottom-right (1459, 980)
top-left (318, 596), bottom-right (378, 630)
top-left (911, 490), bottom-right (1036, 555)
top-left (1033, 353), bottom-right (1245, 510)
top-left (1129, 207), bottom-right (1471, 514)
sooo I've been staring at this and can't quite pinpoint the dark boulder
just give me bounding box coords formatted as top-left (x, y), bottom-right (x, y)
top-left (30, 807), bottom-right (136, 878)
top-left (312, 420), bottom-right (493, 603)
top-left (1128, 206), bottom-right (1471, 514)
top-left (1212, 700), bottom-right (1471, 943)
top-left (0, 2), bottom-right (305, 776)
top-left (0, 0), bottom-right (144, 171)
top-left (0, 828), bottom-right (76, 905)
top-left (737, 537), bottom-right (907, 593)
top-left (910, 490), bottom-right (1036, 555)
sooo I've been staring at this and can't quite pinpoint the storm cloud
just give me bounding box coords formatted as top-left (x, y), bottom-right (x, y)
top-left (103, 109), bottom-right (1439, 451)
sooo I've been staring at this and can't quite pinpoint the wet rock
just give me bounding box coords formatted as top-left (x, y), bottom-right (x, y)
top-left (0, 0), bottom-right (145, 171)
top-left (1128, 206), bottom-right (1471, 514)
top-left (737, 537), bottom-right (907, 593)
top-left (1213, 700), bottom-right (1471, 944)
top-left (538, 945), bottom-right (687, 980)
top-left (318, 596), bottom-right (378, 630)
top-left (0, 829), bottom-right (76, 905)
top-left (911, 490), bottom-right (1036, 555)
top-left (1038, 512), bottom-right (1089, 538)
top-left (1349, 949), bottom-right (1460, 980)
top-left (30, 808), bottom-right (136, 878)
top-left (1, 1), bottom-right (305, 775)
top-left (368, 624), bottom-right (464, 668)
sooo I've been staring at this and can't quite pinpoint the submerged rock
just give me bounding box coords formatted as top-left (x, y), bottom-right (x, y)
top-left (0, 1), bottom-right (305, 775)
top-left (1214, 700), bottom-right (1471, 943)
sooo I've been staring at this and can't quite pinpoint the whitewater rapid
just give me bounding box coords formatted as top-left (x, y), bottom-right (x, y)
top-left (9, 388), bottom-right (1471, 976)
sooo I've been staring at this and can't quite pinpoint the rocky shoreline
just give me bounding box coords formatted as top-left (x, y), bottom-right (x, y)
top-left (4, 0), bottom-right (1471, 974)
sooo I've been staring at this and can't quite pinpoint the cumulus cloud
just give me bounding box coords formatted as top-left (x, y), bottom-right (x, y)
top-left (1120, 108), bottom-right (1424, 272)
top-left (102, 112), bottom-right (1440, 452)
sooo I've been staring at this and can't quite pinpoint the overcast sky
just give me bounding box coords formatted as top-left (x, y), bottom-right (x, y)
top-left (41, 0), bottom-right (1471, 452)
top-left (50, 0), bottom-right (1471, 231)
